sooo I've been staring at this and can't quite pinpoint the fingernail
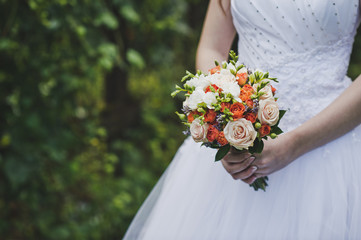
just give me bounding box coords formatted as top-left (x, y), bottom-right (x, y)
top-left (249, 156), bottom-right (256, 161)
top-left (251, 166), bottom-right (257, 172)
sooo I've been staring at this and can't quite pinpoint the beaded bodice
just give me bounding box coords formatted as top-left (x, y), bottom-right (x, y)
top-left (231, 0), bottom-right (360, 131)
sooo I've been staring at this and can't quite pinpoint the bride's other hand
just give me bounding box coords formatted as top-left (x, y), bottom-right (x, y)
top-left (221, 133), bottom-right (298, 184)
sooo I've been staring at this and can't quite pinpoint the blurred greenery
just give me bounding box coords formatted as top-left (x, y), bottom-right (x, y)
top-left (0, 0), bottom-right (360, 239)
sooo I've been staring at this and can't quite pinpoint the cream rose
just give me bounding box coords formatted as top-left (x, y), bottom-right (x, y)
top-left (253, 81), bottom-right (274, 100)
top-left (258, 99), bottom-right (279, 126)
top-left (190, 119), bottom-right (209, 142)
top-left (224, 118), bottom-right (257, 150)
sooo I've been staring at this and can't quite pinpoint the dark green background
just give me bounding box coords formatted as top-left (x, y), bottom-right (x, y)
top-left (0, 1), bottom-right (360, 239)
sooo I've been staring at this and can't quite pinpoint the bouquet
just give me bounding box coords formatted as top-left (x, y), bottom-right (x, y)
top-left (171, 51), bottom-right (285, 191)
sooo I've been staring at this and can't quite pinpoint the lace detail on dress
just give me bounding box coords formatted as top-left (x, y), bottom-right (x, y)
top-left (231, 0), bottom-right (359, 132)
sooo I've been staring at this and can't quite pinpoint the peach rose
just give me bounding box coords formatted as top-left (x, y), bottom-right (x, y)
top-left (258, 99), bottom-right (279, 126)
top-left (253, 82), bottom-right (274, 100)
top-left (224, 118), bottom-right (257, 150)
top-left (190, 119), bottom-right (209, 142)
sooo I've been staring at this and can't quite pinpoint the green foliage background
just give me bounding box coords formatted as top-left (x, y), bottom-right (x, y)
top-left (0, 0), bottom-right (360, 239)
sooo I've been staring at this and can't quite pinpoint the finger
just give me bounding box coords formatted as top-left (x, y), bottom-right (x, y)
top-left (223, 152), bottom-right (253, 163)
top-left (231, 165), bottom-right (258, 180)
top-left (242, 175), bottom-right (257, 184)
top-left (228, 156), bottom-right (256, 174)
top-left (230, 147), bottom-right (247, 154)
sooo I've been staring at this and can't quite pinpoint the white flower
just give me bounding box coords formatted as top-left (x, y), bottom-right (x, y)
top-left (236, 67), bottom-right (247, 74)
top-left (258, 99), bottom-right (279, 126)
top-left (185, 75), bottom-right (210, 90)
top-left (203, 92), bottom-right (217, 109)
top-left (253, 81), bottom-right (274, 100)
top-left (224, 118), bottom-right (257, 150)
top-left (190, 119), bottom-right (209, 143)
top-left (187, 88), bottom-right (206, 110)
top-left (209, 69), bottom-right (240, 98)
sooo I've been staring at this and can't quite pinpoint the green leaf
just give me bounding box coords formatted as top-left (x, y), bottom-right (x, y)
top-left (120, 5), bottom-right (140, 23)
top-left (215, 144), bottom-right (230, 161)
top-left (274, 109), bottom-right (287, 126)
top-left (249, 138), bottom-right (264, 154)
top-left (271, 126), bottom-right (283, 135)
top-left (126, 49), bottom-right (145, 69)
top-left (279, 110), bottom-right (286, 120)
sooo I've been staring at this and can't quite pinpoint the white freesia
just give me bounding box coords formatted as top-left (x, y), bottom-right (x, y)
top-left (237, 67), bottom-right (247, 74)
top-left (253, 81), bottom-right (274, 100)
top-left (185, 75), bottom-right (210, 90)
top-left (224, 118), bottom-right (257, 150)
top-left (209, 69), bottom-right (240, 98)
top-left (203, 92), bottom-right (218, 109)
top-left (187, 88), bottom-right (206, 110)
top-left (190, 119), bottom-right (209, 142)
top-left (258, 99), bottom-right (279, 126)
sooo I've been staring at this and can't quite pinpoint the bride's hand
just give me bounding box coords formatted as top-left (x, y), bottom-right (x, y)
top-left (221, 133), bottom-right (298, 184)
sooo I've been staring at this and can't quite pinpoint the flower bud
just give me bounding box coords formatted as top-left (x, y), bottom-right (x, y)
top-left (255, 122), bottom-right (262, 129)
top-left (270, 133), bottom-right (277, 139)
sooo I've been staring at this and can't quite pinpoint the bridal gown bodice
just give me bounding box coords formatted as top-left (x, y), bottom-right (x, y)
top-left (231, 0), bottom-right (360, 131)
top-left (124, 1), bottom-right (361, 240)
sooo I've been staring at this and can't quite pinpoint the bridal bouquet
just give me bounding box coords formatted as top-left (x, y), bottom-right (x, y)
top-left (171, 51), bottom-right (285, 191)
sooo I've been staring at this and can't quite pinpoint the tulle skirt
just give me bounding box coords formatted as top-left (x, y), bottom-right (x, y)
top-left (124, 124), bottom-right (361, 240)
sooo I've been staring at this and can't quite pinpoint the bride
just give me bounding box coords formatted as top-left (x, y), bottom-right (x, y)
top-left (124, 0), bottom-right (361, 239)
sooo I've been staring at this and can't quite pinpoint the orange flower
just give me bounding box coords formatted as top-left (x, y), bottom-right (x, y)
top-left (245, 99), bottom-right (254, 108)
top-left (244, 112), bottom-right (257, 123)
top-left (204, 109), bottom-right (217, 123)
top-left (205, 84), bottom-right (222, 93)
top-left (217, 131), bottom-right (228, 146)
top-left (206, 125), bottom-right (219, 142)
top-left (271, 85), bottom-right (276, 95)
top-left (259, 124), bottom-right (271, 137)
top-left (209, 66), bottom-right (221, 75)
top-left (230, 102), bottom-right (246, 120)
top-left (236, 72), bottom-right (248, 86)
top-left (187, 111), bottom-right (200, 123)
top-left (240, 89), bottom-right (253, 102)
top-left (242, 84), bottom-right (254, 92)
top-left (220, 102), bottom-right (231, 112)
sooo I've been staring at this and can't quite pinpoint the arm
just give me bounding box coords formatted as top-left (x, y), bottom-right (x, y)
top-left (196, 0), bottom-right (236, 72)
top-left (222, 75), bottom-right (361, 184)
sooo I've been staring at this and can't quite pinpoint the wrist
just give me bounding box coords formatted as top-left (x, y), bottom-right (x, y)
top-left (287, 128), bottom-right (308, 160)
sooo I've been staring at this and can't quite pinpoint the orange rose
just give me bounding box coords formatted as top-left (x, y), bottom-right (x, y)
top-left (205, 84), bottom-right (222, 93)
top-left (220, 102), bottom-right (231, 112)
top-left (240, 89), bottom-right (253, 102)
top-left (187, 111), bottom-right (200, 123)
top-left (245, 99), bottom-right (254, 108)
top-left (204, 109), bottom-right (217, 123)
top-left (206, 125), bottom-right (219, 142)
top-left (244, 112), bottom-right (257, 123)
top-left (230, 102), bottom-right (245, 120)
top-left (209, 66), bottom-right (221, 75)
top-left (236, 72), bottom-right (248, 86)
top-left (217, 131), bottom-right (228, 146)
top-left (242, 84), bottom-right (254, 92)
top-left (259, 124), bottom-right (271, 137)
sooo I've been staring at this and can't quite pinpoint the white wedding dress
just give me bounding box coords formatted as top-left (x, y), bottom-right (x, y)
top-left (124, 0), bottom-right (361, 239)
